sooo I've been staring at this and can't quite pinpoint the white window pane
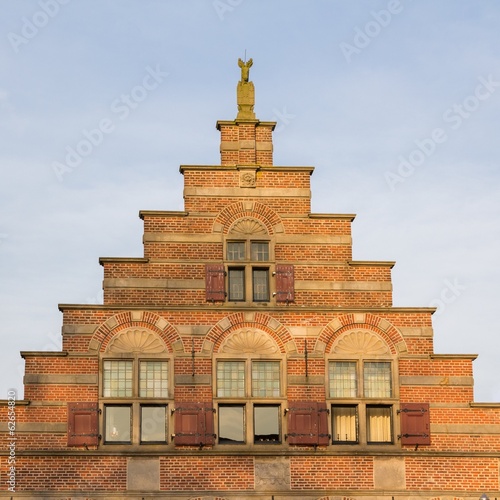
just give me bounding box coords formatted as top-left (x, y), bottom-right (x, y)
top-left (105, 406), bottom-right (131, 443)
top-left (252, 361), bottom-right (280, 397)
top-left (366, 406), bottom-right (392, 443)
top-left (103, 360), bottom-right (133, 397)
top-left (228, 268), bottom-right (245, 301)
top-left (219, 405), bottom-right (245, 444)
top-left (217, 361), bottom-right (245, 397)
top-left (332, 405), bottom-right (358, 443)
top-left (252, 269), bottom-right (269, 301)
top-left (227, 242), bottom-right (245, 261)
top-left (364, 362), bottom-right (392, 398)
top-left (140, 361), bottom-right (168, 398)
top-left (251, 242), bottom-right (269, 261)
top-left (141, 406), bottom-right (167, 443)
top-left (329, 361), bottom-right (357, 398)
top-left (254, 405), bottom-right (280, 443)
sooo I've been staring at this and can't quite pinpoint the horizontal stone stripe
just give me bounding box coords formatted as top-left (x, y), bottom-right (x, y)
top-left (0, 422), bottom-right (66, 433)
top-left (24, 374), bottom-right (97, 385)
top-left (432, 423), bottom-right (500, 434)
top-left (183, 187), bottom-right (311, 198)
top-left (297, 281), bottom-right (392, 292)
top-left (103, 278), bottom-right (204, 289)
top-left (400, 376), bottom-right (473, 386)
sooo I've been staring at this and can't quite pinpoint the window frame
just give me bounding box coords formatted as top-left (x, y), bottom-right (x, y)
top-left (214, 353), bottom-right (286, 447)
top-left (99, 352), bottom-right (173, 448)
top-left (327, 351), bottom-right (398, 447)
top-left (224, 238), bottom-right (273, 305)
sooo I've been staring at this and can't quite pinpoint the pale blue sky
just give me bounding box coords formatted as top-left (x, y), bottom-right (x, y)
top-left (1, 0), bottom-right (499, 400)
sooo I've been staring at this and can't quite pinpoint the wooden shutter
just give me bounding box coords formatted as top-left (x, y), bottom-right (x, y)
top-left (286, 402), bottom-right (330, 446)
top-left (205, 264), bottom-right (226, 302)
top-left (398, 402), bottom-right (430, 445)
top-left (173, 403), bottom-right (215, 446)
top-left (67, 402), bottom-right (99, 447)
top-left (274, 264), bottom-right (295, 303)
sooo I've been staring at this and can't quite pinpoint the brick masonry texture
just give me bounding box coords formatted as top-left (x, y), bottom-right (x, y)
top-left (1, 83), bottom-right (500, 500)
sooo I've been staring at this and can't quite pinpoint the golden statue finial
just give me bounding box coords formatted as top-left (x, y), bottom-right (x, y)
top-left (238, 58), bottom-right (253, 83)
top-left (236, 58), bottom-right (255, 120)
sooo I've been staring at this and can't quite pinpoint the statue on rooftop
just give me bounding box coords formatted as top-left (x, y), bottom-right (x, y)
top-left (236, 58), bottom-right (255, 120)
top-left (238, 58), bottom-right (253, 83)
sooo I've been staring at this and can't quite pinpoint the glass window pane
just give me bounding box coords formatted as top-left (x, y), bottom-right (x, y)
top-left (105, 405), bottom-right (131, 443)
top-left (219, 405), bottom-right (245, 444)
top-left (103, 360), bottom-right (133, 397)
top-left (252, 361), bottom-right (280, 397)
top-left (366, 405), bottom-right (392, 443)
top-left (227, 242), bottom-right (245, 261)
top-left (332, 405), bottom-right (358, 443)
top-left (139, 361), bottom-right (168, 398)
top-left (217, 361), bottom-right (245, 397)
top-left (251, 242), bottom-right (269, 261)
top-left (329, 361), bottom-right (357, 398)
top-left (364, 362), bottom-right (392, 398)
top-left (141, 405), bottom-right (167, 443)
top-left (254, 405), bottom-right (280, 443)
top-left (228, 268), bottom-right (245, 301)
top-left (252, 268), bottom-right (269, 301)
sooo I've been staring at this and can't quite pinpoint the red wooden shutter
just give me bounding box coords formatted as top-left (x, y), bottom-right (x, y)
top-left (399, 402), bottom-right (430, 445)
top-left (317, 403), bottom-right (330, 446)
top-left (287, 402), bottom-right (330, 446)
top-left (174, 403), bottom-right (215, 446)
top-left (67, 402), bottom-right (99, 447)
top-left (205, 264), bottom-right (226, 302)
top-left (275, 264), bottom-right (295, 303)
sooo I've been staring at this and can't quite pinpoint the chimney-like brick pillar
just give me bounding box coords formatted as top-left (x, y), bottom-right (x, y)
top-left (216, 119), bottom-right (276, 166)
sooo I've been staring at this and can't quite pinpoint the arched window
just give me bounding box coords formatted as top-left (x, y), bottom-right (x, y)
top-left (214, 328), bottom-right (286, 445)
top-left (327, 330), bottom-right (398, 445)
top-left (99, 329), bottom-right (173, 446)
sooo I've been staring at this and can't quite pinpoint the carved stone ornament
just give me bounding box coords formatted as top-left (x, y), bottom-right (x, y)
top-left (229, 217), bottom-right (267, 236)
top-left (220, 329), bottom-right (279, 354)
top-left (332, 330), bottom-right (389, 355)
top-left (106, 329), bottom-right (167, 354)
top-left (240, 170), bottom-right (256, 188)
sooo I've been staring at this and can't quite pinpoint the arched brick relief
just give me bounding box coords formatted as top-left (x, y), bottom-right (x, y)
top-left (203, 312), bottom-right (297, 355)
top-left (212, 201), bottom-right (283, 235)
top-left (88, 311), bottom-right (183, 354)
top-left (317, 313), bottom-right (406, 355)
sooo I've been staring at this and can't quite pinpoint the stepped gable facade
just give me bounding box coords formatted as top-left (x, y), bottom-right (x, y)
top-left (1, 59), bottom-right (500, 500)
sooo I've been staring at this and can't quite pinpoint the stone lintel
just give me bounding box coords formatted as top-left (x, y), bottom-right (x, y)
top-left (139, 210), bottom-right (188, 220)
top-left (349, 260), bottom-right (396, 268)
top-left (99, 257), bottom-right (149, 266)
top-left (21, 351), bottom-right (68, 359)
top-left (308, 213), bottom-right (356, 221)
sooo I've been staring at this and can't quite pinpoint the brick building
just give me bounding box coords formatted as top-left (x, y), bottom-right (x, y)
top-left (1, 60), bottom-right (500, 499)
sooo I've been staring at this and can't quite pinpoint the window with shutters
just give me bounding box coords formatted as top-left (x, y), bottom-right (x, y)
top-left (205, 228), bottom-right (295, 304)
top-left (327, 357), bottom-right (397, 446)
top-left (100, 355), bottom-right (173, 446)
top-left (214, 356), bottom-right (285, 445)
top-left (226, 240), bottom-right (271, 303)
